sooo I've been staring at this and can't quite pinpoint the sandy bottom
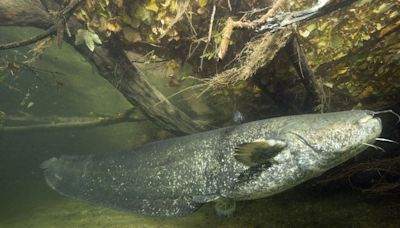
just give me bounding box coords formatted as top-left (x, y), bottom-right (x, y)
top-left (1, 179), bottom-right (399, 228)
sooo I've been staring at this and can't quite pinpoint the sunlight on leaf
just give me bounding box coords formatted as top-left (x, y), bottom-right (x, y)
top-left (75, 29), bottom-right (102, 52)
top-left (198, 0), bottom-right (208, 7)
top-left (106, 18), bottom-right (122, 32)
top-left (146, 0), bottom-right (159, 12)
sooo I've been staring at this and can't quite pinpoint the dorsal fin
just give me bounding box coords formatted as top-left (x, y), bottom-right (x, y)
top-left (234, 139), bottom-right (287, 166)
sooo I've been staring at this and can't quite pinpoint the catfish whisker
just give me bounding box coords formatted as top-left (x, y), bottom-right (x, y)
top-left (373, 109), bottom-right (400, 125)
top-left (375, 137), bottom-right (399, 144)
top-left (287, 131), bottom-right (320, 153)
top-left (363, 143), bottom-right (386, 152)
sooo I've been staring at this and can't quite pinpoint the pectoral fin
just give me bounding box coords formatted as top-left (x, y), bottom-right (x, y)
top-left (192, 194), bottom-right (220, 203)
top-left (234, 139), bottom-right (287, 166)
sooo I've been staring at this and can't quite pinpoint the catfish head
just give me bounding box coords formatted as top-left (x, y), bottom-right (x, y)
top-left (230, 110), bottom-right (382, 200)
top-left (279, 110), bottom-right (382, 170)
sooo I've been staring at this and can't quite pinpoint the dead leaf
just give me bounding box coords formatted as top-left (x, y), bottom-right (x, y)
top-left (123, 27), bottom-right (142, 42)
top-left (86, 0), bottom-right (95, 11)
top-left (106, 18), bottom-right (122, 32)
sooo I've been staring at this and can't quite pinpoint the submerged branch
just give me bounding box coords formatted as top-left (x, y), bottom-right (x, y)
top-left (0, 0), bottom-right (204, 135)
top-left (217, 0), bottom-right (287, 60)
top-left (0, 27), bottom-right (56, 50)
top-left (319, 155), bottom-right (400, 193)
top-left (0, 108), bottom-right (143, 133)
top-left (158, 0), bottom-right (190, 39)
top-left (289, 34), bottom-right (325, 112)
top-left (209, 0), bottom-right (361, 89)
top-left (0, 0), bottom-right (83, 50)
top-left (217, 0), bottom-right (355, 60)
top-left (209, 29), bottom-right (292, 88)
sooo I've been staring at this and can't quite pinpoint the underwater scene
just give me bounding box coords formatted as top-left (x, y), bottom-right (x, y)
top-left (1, 0), bottom-right (400, 227)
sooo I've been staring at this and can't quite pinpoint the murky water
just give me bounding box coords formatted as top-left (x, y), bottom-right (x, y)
top-left (1, 15), bottom-right (400, 228)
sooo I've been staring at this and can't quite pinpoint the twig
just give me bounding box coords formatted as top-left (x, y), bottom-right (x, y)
top-left (210, 28), bottom-right (293, 88)
top-left (198, 2), bottom-right (216, 71)
top-left (207, 0), bottom-right (361, 89)
top-left (159, 0), bottom-right (190, 39)
top-left (289, 33), bottom-right (325, 112)
top-left (154, 83), bottom-right (207, 107)
top-left (0, 0), bottom-right (84, 50)
top-left (208, 4), bottom-right (216, 43)
top-left (238, 7), bottom-right (271, 15)
top-left (0, 108), bottom-right (143, 133)
top-left (0, 28), bottom-right (57, 50)
top-left (227, 0), bottom-right (232, 12)
top-left (217, 0), bottom-right (286, 60)
top-left (199, 41), bottom-right (210, 71)
top-left (20, 60), bottom-right (65, 76)
top-left (185, 12), bottom-right (198, 37)
top-left (217, 0), bottom-right (355, 60)
top-left (318, 155), bottom-right (400, 193)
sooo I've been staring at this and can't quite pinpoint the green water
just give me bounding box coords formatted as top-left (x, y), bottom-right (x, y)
top-left (1, 27), bottom-right (400, 228)
top-left (1, 179), bottom-right (400, 227)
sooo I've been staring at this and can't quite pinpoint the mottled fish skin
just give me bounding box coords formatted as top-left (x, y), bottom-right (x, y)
top-left (42, 110), bottom-right (382, 217)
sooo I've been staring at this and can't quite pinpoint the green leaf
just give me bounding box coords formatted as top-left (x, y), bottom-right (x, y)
top-left (75, 29), bottom-right (102, 52)
top-left (145, 0), bottom-right (159, 12)
top-left (198, 0), bottom-right (208, 7)
top-left (135, 6), bottom-right (152, 24)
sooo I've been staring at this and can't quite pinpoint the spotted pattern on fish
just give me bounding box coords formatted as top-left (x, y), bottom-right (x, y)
top-left (42, 110), bottom-right (382, 217)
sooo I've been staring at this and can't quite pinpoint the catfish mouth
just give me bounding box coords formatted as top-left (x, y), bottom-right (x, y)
top-left (297, 114), bottom-right (382, 171)
top-left (360, 115), bottom-right (397, 152)
top-left (336, 114), bottom-right (382, 160)
top-left (359, 115), bottom-right (382, 142)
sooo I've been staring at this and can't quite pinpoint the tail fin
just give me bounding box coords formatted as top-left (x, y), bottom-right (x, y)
top-left (40, 157), bottom-right (58, 169)
top-left (41, 155), bottom-right (201, 216)
top-left (41, 155), bottom-right (92, 196)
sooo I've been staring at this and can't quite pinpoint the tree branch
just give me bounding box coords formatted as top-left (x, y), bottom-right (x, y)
top-left (289, 33), bottom-right (324, 112)
top-left (217, 0), bottom-right (358, 60)
top-left (0, 0), bottom-right (204, 135)
top-left (0, 0), bottom-right (53, 27)
top-left (217, 0), bottom-right (287, 60)
top-left (0, 28), bottom-right (56, 50)
top-left (0, 0), bottom-right (83, 50)
top-left (0, 108), bottom-right (143, 133)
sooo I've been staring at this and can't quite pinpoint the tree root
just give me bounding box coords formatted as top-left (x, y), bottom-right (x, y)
top-left (209, 0), bottom-right (359, 90)
top-left (319, 155), bottom-right (400, 193)
top-left (289, 33), bottom-right (327, 112)
top-left (208, 29), bottom-right (292, 89)
top-left (158, 0), bottom-right (190, 39)
top-left (217, 0), bottom-right (287, 61)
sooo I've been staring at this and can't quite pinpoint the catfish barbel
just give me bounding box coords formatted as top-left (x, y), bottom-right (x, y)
top-left (42, 110), bottom-right (383, 217)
